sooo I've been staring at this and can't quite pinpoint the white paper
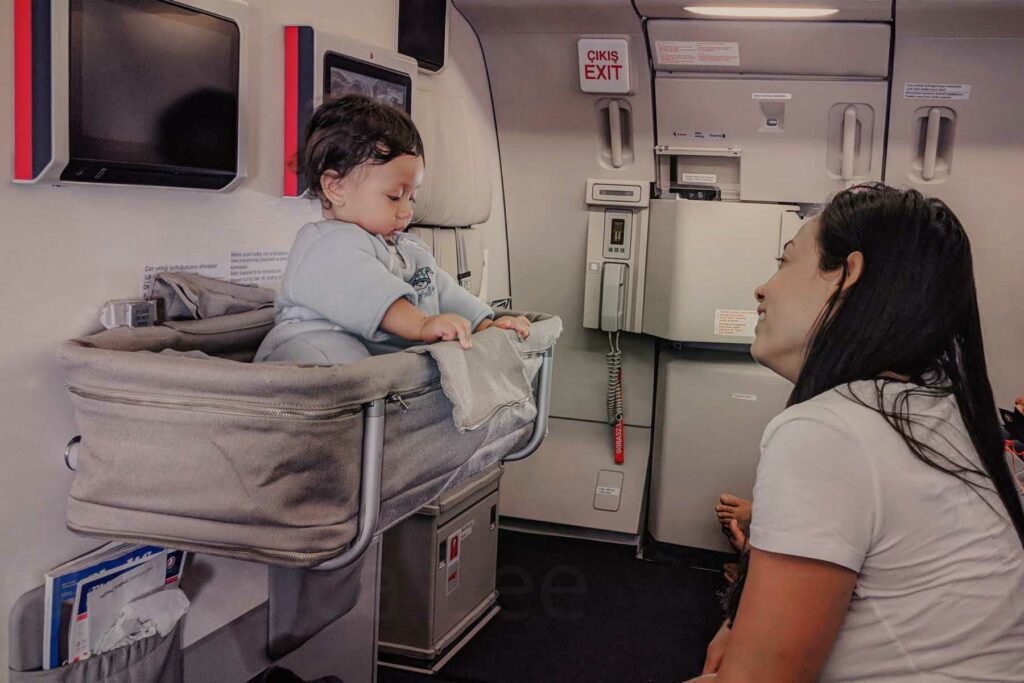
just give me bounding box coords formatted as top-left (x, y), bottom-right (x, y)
top-left (94, 589), bottom-right (189, 655)
top-left (69, 554), bottom-right (164, 662)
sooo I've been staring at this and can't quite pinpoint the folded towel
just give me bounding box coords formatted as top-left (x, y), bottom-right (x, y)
top-left (150, 271), bottom-right (274, 320)
top-left (407, 328), bottom-right (533, 433)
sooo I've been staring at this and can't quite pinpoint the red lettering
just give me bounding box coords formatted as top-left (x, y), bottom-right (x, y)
top-left (610, 50), bottom-right (619, 62)
top-left (611, 64), bottom-right (623, 79)
top-left (587, 50), bottom-right (598, 61)
top-left (584, 64), bottom-right (599, 80)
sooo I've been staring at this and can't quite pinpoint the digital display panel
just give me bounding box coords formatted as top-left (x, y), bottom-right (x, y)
top-left (398, 0), bottom-right (447, 72)
top-left (65, 0), bottom-right (240, 188)
top-left (611, 218), bottom-right (626, 246)
top-left (324, 52), bottom-right (412, 113)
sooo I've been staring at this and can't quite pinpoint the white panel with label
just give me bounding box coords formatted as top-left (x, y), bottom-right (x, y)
top-left (883, 3), bottom-right (1024, 405)
top-left (643, 199), bottom-right (801, 344)
top-left (649, 350), bottom-right (792, 552)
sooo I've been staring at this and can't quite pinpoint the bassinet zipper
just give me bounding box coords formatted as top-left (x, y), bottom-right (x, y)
top-left (64, 523), bottom-right (348, 567)
top-left (385, 382), bottom-right (440, 411)
top-left (66, 385), bottom-right (364, 421)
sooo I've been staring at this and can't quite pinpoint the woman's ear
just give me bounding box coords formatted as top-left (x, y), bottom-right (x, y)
top-left (320, 170), bottom-right (346, 208)
top-left (843, 251), bottom-right (865, 291)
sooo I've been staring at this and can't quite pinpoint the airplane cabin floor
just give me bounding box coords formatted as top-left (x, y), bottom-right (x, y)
top-left (378, 530), bottom-right (728, 683)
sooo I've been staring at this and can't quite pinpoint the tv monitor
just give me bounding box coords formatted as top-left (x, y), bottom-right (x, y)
top-left (62, 0), bottom-right (242, 190)
top-left (323, 51), bottom-right (413, 113)
top-left (398, 0), bottom-right (448, 73)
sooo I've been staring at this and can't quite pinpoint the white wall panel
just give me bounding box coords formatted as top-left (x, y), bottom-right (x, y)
top-left (459, 5), bottom-right (658, 427)
top-left (885, 3), bottom-right (1024, 407)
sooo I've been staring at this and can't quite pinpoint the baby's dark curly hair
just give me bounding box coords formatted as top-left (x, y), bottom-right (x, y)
top-left (299, 94), bottom-right (424, 206)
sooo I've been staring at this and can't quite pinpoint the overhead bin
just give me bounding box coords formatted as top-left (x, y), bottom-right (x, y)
top-left (655, 76), bottom-right (888, 203)
top-left (647, 20), bottom-right (891, 77)
top-left (634, 0), bottom-right (893, 22)
top-left (650, 18), bottom-right (889, 204)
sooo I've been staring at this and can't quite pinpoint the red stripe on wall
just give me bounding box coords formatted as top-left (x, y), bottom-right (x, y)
top-left (283, 26), bottom-right (299, 196)
top-left (14, 0), bottom-right (34, 180)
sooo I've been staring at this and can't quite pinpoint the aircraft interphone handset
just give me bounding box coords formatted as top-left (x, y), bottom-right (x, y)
top-left (585, 180), bottom-right (649, 464)
top-left (600, 261), bottom-right (628, 464)
top-left (607, 330), bottom-right (625, 465)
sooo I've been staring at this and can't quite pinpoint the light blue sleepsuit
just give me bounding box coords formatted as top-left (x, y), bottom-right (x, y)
top-left (254, 220), bottom-right (493, 365)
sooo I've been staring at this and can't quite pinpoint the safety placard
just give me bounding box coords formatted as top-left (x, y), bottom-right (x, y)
top-left (142, 261), bottom-right (226, 297)
top-left (445, 521), bottom-right (474, 596)
top-left (578, 38), bottom-right (630, 93)
top-left (903, 83), bottom-right (971, 101)
top-left (681, 173), bottom-right (717, 184)
top-left (714, 310), bottom-right (758, 337)
top-left (656, 41), bottom-right (740, 67)
top-left (731, 393), bottom-right (758, 402)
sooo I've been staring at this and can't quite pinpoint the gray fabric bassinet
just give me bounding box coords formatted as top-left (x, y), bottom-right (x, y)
top-left (57, 303), bottom-right (561, 569)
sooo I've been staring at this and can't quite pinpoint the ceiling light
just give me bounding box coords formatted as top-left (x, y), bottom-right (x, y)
top-left (684, 6), bottom-right (840, 18)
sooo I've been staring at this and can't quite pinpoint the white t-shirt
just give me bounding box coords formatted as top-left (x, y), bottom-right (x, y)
top-left (751, 380), bottom-right (1024, 682)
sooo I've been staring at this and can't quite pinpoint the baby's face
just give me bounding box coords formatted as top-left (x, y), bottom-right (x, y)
top-left (325, 154), bottom-right (424, 239)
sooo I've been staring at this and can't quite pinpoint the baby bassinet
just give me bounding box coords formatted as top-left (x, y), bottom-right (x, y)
top-left (57, 278), bottom-right (560, 570)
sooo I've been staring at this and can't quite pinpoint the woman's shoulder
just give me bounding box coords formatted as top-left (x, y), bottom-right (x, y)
top-left (762, 381), bottom-right (886, 445)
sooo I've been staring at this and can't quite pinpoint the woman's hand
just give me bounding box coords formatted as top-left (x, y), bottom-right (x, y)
top-left (703, 622), bottom-right (731, 675)
top-left (478, 315), bottom-right (531, 339)
top-left (419, 313), bottom-right (473, 348)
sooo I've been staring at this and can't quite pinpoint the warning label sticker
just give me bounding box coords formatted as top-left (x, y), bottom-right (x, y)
top-left (903, 83), bottom-right (971, 101)
top-left (142, 261), bottom-right (226, 298)
top-left (446, 531), bottom-right (461, 595)
top-left (681, 173), bottom-right (717, 184)
top-left (752, 92), bottom-right (793, 101)
top-left (596, 486), bottom-right (621, 497)
top-left (656, 41), bottom-right (740, 67)
top-left (714, 310), bottom-right (758, 337)
top-left (731, 393), bottom-right (758, 402)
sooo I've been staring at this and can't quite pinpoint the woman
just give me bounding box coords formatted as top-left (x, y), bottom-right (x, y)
top-left (691, 184), bottom-right (1024, 681)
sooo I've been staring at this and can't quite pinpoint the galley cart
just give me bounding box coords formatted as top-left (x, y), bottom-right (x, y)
top-left (378, 465), bottom-right (503, 672)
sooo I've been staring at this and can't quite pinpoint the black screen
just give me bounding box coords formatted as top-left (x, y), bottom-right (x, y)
top-left (324, 52), bottom-right (412, 113)
top-left (611, 219), bottom-right (626, 246)
top-left (398, 0), bottom-right (447, 72)
top-left (65, 0), bottom-right (240, 189)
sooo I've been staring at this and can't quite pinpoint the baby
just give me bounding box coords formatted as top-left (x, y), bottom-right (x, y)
top-left (256, 95), bottom-right (529, 365)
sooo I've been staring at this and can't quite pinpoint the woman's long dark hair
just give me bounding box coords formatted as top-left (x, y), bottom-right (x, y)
top-left (725, 182), bottom-right (1023, 624)
top-left (797, 183), bottom-right (1024, 547)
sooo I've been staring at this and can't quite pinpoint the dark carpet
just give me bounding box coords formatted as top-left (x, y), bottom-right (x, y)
top-left (378, 530), bottom-right (727, 683)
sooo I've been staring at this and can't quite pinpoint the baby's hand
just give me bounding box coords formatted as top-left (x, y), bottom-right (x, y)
top-left (419, 314), bottom-right (473, 349)
top-left (491, 315), bottom-right (531, 339)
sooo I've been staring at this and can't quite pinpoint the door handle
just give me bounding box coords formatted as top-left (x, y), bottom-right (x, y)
top-left (841, 105), bottom-right (857, 181)
top-left (609, 100), bottom-right (623, 169)
top-left (922, 107), bottom-right (942, 181)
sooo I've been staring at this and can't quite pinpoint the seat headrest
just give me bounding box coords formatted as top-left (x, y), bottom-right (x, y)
top-left (412, 89), bottom-right (493, 227)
